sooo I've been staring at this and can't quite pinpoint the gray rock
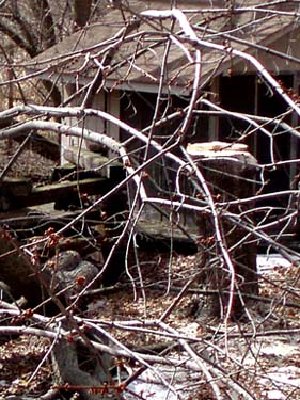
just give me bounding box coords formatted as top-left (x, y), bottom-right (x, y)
top-left (44, 251), bottom-right (99, 302)
top-left (49, 250), bottom-right (82, 271)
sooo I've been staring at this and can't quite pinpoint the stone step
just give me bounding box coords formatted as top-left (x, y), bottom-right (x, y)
top-left (63, 146), bottom-right (116, 177)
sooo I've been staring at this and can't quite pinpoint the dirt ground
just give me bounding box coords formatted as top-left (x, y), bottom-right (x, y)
top-left (0, 251), bottom-right (300, 399)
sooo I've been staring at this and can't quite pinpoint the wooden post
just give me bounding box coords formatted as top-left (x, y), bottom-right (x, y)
top-left (187, 141), bottom-right (258, 319)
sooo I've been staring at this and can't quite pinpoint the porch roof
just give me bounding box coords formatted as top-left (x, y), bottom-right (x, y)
top-left (26, 0), bottom-right (300, 94)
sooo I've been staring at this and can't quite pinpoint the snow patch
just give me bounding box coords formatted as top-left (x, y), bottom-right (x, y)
top-left (257, 254), bottom-right (292, 273)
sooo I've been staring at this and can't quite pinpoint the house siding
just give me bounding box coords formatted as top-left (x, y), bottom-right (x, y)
top-left (62, 86), bottom-right (120, 163)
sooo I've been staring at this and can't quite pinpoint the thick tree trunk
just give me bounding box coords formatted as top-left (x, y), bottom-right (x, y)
top-left (73, 0), bottom-right (93, 28)
top-left (187, 142), bottom-right (258, 320)
top-left (0, 228), bottom-right (42, 306)
top-left (51, 336), bottom-right (115, 400)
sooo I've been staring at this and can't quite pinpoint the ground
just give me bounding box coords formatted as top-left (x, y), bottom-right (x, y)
top-left (0, 252), bottom-right (299, 399)
top-left (0, 142), bottom-right (300, 399)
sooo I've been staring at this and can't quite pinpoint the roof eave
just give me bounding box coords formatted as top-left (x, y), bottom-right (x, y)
top-left (30, 69), bottom-right (191, 96)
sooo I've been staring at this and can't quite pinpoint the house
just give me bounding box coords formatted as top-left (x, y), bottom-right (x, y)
top-left (27, 0), bottom-right (300, 216)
